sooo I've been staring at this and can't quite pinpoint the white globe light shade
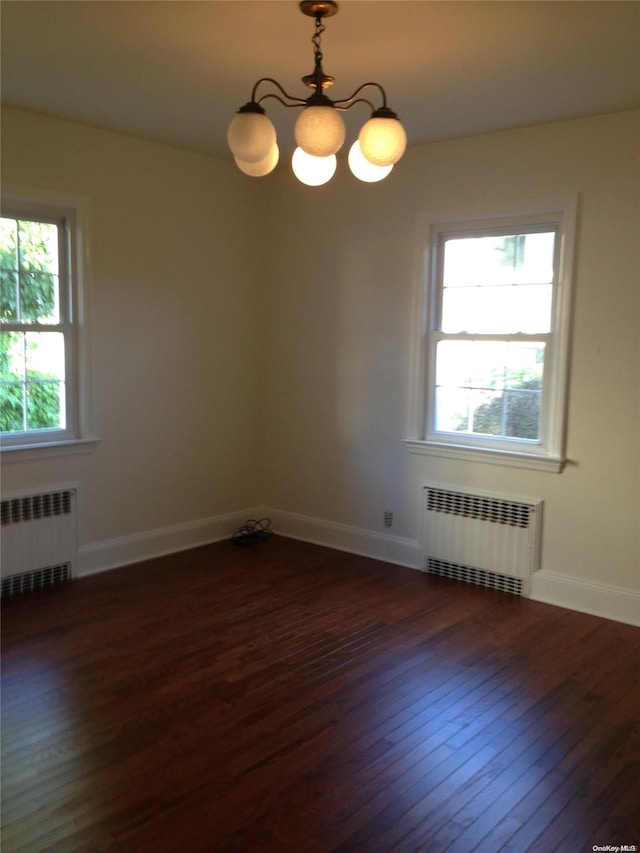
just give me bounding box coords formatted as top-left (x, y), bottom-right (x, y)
top-left (235, 144), bottom-right (279, 177)
top-left (227, 111), bottom-right (277, 163)
top-left (348, 140), bottom-right (393, 183)
top-left (358, 117), bottom-right (407, 167)
top-left (291, 147), bottom-right (337, 186)
top-left (294, 106), bottom-right (346, 157)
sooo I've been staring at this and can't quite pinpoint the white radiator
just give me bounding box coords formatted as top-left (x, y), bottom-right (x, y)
top-left (422, 484), bottom-right (542, 596)
top-left (1, 487), bottom-right (77, 595)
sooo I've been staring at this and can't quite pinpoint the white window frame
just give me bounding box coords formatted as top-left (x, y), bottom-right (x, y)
top-left (405, 195), bottom-right (577, 473)
top-left (1, 185), bottom-right (95, 455)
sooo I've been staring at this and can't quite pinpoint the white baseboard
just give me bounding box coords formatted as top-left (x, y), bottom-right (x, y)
top-left (530, 570), bottom-right (640, 627)
top-left (77, 506), bottom-right (638, 627)
top-left (78, 507), bottom-right (264, 577)
top-left (265, 507), bottom-right (423, 570)
top-left (268, 508), bottom-right (638, 626)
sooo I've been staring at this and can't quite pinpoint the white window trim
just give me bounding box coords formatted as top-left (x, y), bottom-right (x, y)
top-left (406, 194), bottom-right (578, 474)
top-left (1, 183), bottom-right (96, 454)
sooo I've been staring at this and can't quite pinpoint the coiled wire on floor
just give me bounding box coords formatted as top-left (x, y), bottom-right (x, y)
top-left (231, 517), bottom-right (274, 546)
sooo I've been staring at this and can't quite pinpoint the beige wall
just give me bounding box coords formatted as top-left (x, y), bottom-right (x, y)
top-left (1, 106), bottom-right (266, 552)
top-left (2, 106), bottom-right (638, 618)
top-left (260, 111), bottom-right (639, 600)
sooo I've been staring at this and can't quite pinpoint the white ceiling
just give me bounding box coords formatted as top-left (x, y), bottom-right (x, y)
top-left (2, 1), bottom-right (639, 161)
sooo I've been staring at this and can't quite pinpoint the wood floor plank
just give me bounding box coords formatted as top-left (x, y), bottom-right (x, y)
top-left (2, 536), bottom-right (639, 852)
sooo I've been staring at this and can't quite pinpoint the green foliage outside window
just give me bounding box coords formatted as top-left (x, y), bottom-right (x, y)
top-left (0, 217), bottom-right (64, 434)
top-left (459, 375), bottom-right (542, 439)
top-left (447, 234), bottom-right (546, 441)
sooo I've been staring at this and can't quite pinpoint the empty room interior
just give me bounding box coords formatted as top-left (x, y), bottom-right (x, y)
top-left (1, 1), bottom-right (639, 850)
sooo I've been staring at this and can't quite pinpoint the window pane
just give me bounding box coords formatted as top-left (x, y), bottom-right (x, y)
top-left (26, 381), bottom-right (64, 430)
top-left (435, 386), bottom-right (470, 432)
top-left (442, 283), bottom-right (553, 333)
top-left (441, 231), bottom-right (555, 334)
top-left (518, 232), bottom-right (556, 283)
top-left (19, 271), bottom-right (58, 323)
top-left (1, 219), bottom-right (19, 322)
top-left (1, 331), bottom-right (25, 431)
top-left (0, 331), bottom-right (25, 381)
top-left (436, 340), bottom-right (506, 390)
top-left (27, 333), bottom-right (65, 428)
top-left (469, 388), bottom-right (503, 435)
top-left (1, 271), bottom-right (19, 322)
top-left (0, 381), bottom-right (25, 431)
top-left (0, 218), bottom-right (18, 272)
top-left (434, 340), bottom-right (544, 440)
top-left (25, 332), bottom-right (65, 381)
top-left (443, 232), bottom-right (555, 288)
top-left (505, 389), bottom-right (540, 439)
top-left (0, 219), bottom-right (61, 324)
top-left (0, 331), bottom-right (65, 432)
top-left (18, 220), bottom-right (58, 275)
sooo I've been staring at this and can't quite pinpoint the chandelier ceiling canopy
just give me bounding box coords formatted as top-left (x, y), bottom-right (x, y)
top-left (227, 1), bottom-right (407, 186)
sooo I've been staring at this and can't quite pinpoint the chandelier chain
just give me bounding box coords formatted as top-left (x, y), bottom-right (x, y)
top-left (312, 15), bottom-right (325, 66)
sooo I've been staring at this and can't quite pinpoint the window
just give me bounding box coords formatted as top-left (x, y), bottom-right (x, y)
top-left (409, 197), bottom-right (576, 473)
top-left (1, 188), bottom-right (92, 451)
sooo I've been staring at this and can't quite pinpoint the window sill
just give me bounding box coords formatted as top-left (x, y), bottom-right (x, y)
top-left (0, 437), bottom-right (100, 461)
top-left (403, 439), bottom-right (565, 473)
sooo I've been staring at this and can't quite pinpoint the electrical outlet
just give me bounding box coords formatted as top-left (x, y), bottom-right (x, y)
top-left (384, 511), bottom-right (393, 527)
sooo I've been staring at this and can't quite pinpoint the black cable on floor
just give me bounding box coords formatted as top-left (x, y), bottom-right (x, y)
top-left (231, 517), bottom-right (274, 546)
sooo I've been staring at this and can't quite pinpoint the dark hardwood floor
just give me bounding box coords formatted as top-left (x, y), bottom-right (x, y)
top-left (2, 536), bottom-right (639, 852)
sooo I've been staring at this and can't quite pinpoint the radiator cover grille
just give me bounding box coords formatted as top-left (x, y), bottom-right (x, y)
top-left (1, 490), bottom-right (73, 525)
top-left (426, 557), bottom-right (524, 596)
top-left (426, 486), bottom-right (532, 528)
top-left (1, 563), bottom-right (71, 597)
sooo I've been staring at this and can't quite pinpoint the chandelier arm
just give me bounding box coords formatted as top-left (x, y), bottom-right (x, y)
top-left (333, 81), bottom-right (388, 109)
top-left (258, 92), bottom-right (309, 110)
top-left (334, 97), bottom-right (376, 113)
top-left (250, 77), bottom-right (308, 107)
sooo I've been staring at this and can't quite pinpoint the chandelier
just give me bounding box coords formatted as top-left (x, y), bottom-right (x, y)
top-left (227, 0), bottom-right (407, 186)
